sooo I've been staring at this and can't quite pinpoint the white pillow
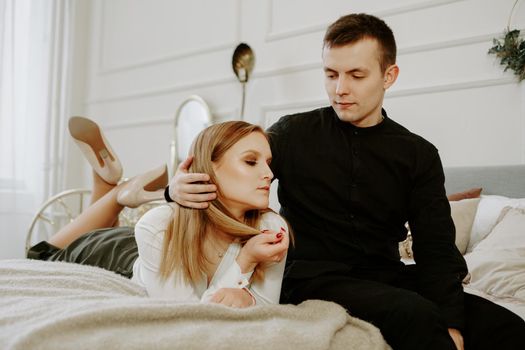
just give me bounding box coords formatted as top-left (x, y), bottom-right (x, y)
top-left (475, 207), bottom-right (525, 251)
top-left (467, 195), bottom-right (525, 252)
top-left (464, 207), bottom-right (525, 300)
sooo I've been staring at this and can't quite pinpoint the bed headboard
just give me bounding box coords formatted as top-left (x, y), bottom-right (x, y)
top-left (444, 165), bottom-right (525, 198)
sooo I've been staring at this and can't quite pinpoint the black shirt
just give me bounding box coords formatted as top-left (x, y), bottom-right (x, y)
top-left (268, 106), bottom-right (468, 328)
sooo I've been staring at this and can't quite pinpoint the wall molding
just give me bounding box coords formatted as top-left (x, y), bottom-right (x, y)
top-left (386, 77), bottom-right (517, 98)
top-left (86, 75), bottom-right (236, 105)
top-left (98, 76), bottom-right (520, 135)
top-left (86, 30), bottom-right (519, 106)
top-left (261, 99), bottom-right (326, 114)
top-left (265, 0), bottom-right (464, 42)
top-left (260, 76), bottom-right (517, 126)
top-left (399, 32), bottom-right (497, 54)
top-left (103, 116), bottom-right (173, 131)
top-left (256, 30), bottom-right (519, 78)
top-left (96, 0), bottom-right (242, 75)
top-left (101, 107), bottom-right (241, 131)
top-left (212, 108), bottom-right (240, 122)
top-left (254, 61), bottom-right (321, 79)
top-left (99, 42), bottom-right (240, 76)
top-left (261, 99), bottom-right (326, 128)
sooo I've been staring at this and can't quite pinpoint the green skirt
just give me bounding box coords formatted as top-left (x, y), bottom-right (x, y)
top-left (27, 226), bottom-right (139, 278)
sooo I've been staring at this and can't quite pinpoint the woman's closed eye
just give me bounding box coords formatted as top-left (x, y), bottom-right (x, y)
top-left (245, 160), bottom-right (257, 166)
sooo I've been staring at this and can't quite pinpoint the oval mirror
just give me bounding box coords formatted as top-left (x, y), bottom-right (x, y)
top-left (171, 96), bottom-right (212, 173)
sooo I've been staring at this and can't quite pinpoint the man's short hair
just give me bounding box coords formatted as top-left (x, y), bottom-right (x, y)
top-left (323, 13), bottom-right (396, 72)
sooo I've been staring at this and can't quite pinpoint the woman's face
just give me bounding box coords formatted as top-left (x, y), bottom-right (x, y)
top-left (212, 131), bottom-right (273, 219)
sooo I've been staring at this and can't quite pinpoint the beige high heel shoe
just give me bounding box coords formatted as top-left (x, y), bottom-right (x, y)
top-left (117, 164), bottom-right (169, 208)
top-left (69, 116), bottom-right (123, 185)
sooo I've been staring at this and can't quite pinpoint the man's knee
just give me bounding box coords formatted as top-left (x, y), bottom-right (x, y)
top-left (494, 314), bottom-right (525, 349)
top-left (386, 293), bottom-right (442, 328)
top-left (380, 293), bottom-right (454, 350)
top-left (464, 294), bottom-right (525, 349)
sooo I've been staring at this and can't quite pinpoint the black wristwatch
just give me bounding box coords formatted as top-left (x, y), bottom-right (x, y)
top-left (164, 186), bottom-right (174, 203)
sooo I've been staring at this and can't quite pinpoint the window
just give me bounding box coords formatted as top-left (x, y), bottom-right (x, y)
top-left (0, 0), bottom-right (32, 190)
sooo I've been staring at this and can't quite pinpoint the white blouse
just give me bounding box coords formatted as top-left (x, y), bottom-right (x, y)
top-left (131, 205), bottom-right (288, 305)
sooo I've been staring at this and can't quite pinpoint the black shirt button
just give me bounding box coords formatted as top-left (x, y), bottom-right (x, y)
top-left (353, 131), bottom-right (358, 135)
top-left (351, 183), bottom-right (357, 188)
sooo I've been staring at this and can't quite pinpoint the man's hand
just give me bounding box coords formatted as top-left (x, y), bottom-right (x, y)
top-left (236, 227), bottom-right (289, 273)
top-left (168, 156), bottom-right (217, 208)
top-left (210, 288), bottom-right (254, 308)
top-left (448, 328), bottom-right (464, 350)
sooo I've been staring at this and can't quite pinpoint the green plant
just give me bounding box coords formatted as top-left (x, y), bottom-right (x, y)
top-left (488, 29), bottom-right (525, 81)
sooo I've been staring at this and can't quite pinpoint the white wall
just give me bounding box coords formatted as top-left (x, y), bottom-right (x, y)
top-left (6, 0), bottom-right (521, 259)
top-left (70, 0), bottom-right (525, 186)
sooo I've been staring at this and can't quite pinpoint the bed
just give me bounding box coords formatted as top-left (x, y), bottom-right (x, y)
top-left (1, 165), bottom-right (524, 349)
top-left (443, 165), bottom-right (525, 321)
top-left (399, 164), bottom-right (525, 321)
top-left (0, 259), bottom-right (388, 350)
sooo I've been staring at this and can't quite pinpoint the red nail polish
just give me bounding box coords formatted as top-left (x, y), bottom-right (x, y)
top-left (276, 233), bottom-right (282, 239)
top-left (280, 227), bottom-right (285, 232)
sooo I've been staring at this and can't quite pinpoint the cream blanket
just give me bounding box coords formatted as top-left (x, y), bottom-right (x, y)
top-left (0, 259), bottom-right (390, 350)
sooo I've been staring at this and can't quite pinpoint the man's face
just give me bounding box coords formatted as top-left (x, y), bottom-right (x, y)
top-left (322, 38), bottom-right (398, 127)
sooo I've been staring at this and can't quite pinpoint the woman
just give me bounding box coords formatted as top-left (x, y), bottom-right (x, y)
top-left (28, 117), bottom-right (290, 308)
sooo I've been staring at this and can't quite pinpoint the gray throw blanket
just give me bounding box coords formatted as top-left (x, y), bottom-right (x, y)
top-left (0, 259), bottom-right (390, 350)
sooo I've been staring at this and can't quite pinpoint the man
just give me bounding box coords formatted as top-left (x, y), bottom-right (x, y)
top-left (166, 13), bottom-right (524, 349)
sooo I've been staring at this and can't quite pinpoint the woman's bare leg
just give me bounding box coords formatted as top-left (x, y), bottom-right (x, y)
top-left (46, 164), bottom-right (168, 249)
top-left (90, 170), bottom-right (116, 204)
top-left (88, 170), bottom-right (123, 227)
top-left (46, 115), bottom-right (130, 249)
top-left (47, 178), bottom-right (126, 249)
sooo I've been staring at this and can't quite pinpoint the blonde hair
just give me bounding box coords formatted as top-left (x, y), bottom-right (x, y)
top-left (160, 121), bottom-right (270, 284)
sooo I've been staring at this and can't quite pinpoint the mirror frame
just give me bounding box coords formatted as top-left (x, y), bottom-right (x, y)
top-left (170, 95), bottom-right (212, 173)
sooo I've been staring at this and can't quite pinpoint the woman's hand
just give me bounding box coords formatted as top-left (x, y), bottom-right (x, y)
top-left (210, 288), bottom-right (254, 308)
top-left (448, 328), bottom-right (464, 350)
top-left (236, 227), bottom-right (289, 273)
top-left (168, 156), bottom-right (217, 209)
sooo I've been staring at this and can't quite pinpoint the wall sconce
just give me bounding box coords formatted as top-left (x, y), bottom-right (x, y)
top-left (232, 43), bottom-right (255, 118)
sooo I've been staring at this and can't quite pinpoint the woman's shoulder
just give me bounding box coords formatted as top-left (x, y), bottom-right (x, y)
top-left (135, 204), bottom-right (175, 234)
top-left (259, 211), bottom-right (288, 232)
